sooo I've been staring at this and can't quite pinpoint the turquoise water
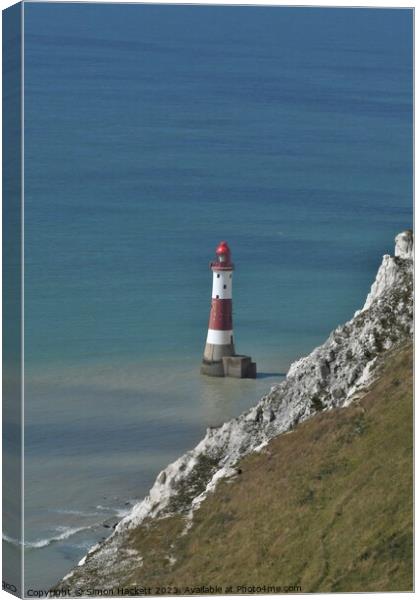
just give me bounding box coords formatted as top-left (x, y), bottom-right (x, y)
top-left (20, 3), bottom-right (412, 590)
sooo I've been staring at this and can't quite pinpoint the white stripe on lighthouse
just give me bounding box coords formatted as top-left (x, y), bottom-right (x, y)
top-left (206, 329), bottom-right (233, 345)
top-left (211, 271), bottom-right (233, 299)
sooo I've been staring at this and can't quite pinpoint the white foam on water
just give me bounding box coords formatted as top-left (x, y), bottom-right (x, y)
top-left (96, 503), bottom-right (134, 518)
top-left (7, 525), bottom-right (100, 550)
top-left (3, 533), bottom-right (20, 546)
top-left (28, 526), bottom-right (91, 549)
top-left (50, 508), bottom-right (103, 518)
top-left (115, 507), bottom-right (132, 518)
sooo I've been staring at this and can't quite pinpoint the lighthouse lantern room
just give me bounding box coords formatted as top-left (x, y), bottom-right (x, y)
top-left (201, 241), bottom-right (256, 378)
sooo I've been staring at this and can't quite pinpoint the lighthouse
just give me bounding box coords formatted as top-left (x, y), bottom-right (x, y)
top-left (201, 241), bottom-right (256, 378)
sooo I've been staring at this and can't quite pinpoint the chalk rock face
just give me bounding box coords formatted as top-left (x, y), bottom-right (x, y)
top-left (362, 230), bottom-right (413, 312)
top-left (395, 229), bottom-right (413, 259)
top-left (58, 232), bottom-right (413, 591)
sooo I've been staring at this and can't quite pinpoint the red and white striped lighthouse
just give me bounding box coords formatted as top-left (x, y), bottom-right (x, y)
top-left (201, 241), bottom-right (256, 378)
top-left (203, 241), bottom-right (235, 362)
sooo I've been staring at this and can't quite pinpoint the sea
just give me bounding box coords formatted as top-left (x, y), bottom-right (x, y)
top-left (15, 3), bottom-right (415, 591)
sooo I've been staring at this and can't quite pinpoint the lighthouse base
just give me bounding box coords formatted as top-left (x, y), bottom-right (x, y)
top-left (201, 355), bottom-right (257, 379)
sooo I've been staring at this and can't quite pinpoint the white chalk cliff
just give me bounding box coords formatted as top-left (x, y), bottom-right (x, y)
top-left (57, 230), bottom-right (413, 590)
top-left (361, 229), bottom-right (413, 312)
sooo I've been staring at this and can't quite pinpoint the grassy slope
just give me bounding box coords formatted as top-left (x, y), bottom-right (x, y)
top-left (90, 344), bottom-right (414, 593)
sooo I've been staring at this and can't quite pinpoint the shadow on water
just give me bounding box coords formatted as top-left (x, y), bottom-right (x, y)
top-left (256, 372), bottom-right (286, 379)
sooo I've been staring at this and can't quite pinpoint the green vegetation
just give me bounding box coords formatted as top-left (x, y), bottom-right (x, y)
top-left (166, 453), bottom-right (221, 514)
top-left (75, 343), bottom-right (414, 593)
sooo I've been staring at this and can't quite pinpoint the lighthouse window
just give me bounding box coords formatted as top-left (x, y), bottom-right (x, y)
top-left (216, 295), bottom-right (219, 299)
top-left (223, 285), bottom-right (227, 289)
top-left (217, 274), bottom-right (220, 278)
top-left (229, 274), bottom-right (232, 279)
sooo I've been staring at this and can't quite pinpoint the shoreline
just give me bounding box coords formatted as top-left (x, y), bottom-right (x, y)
top-left (53, 230), bottom-right (413, 592)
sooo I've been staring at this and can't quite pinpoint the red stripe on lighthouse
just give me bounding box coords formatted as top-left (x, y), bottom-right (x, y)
top-left (208, 299), bottom-right (233, 330)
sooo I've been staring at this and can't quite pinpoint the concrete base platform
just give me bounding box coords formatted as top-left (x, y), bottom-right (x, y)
top-left (200, 360), bottom-right (226, 377)
top-left (201, 355), bottom-right (257, 379)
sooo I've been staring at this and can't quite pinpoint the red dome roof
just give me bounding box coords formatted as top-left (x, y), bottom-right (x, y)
top-left (216, 241), bottom-right (230, 256)
top-left (211, 241), bottom-right (234, 271)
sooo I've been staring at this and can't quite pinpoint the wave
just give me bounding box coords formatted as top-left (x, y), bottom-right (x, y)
top-left (27, 526), bottom-right (91, 549)
top-left (115, 507), bottom-right (131, 518)
top-left (3, 533), bottom-right (20, 546)
top-left (50, 508), bottom-right (102, 518)
top-left (3, 525), bottom-right (96, 550)
top-left (4, 502), bottom-right (135, 551)
top-left (50, 503), bottom-right (133, 518)
top-left (96, 504), bottom-right (132, 517)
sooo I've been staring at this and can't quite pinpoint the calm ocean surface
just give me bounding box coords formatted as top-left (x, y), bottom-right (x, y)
top-left (19, 3), bottom-right (412, 590)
